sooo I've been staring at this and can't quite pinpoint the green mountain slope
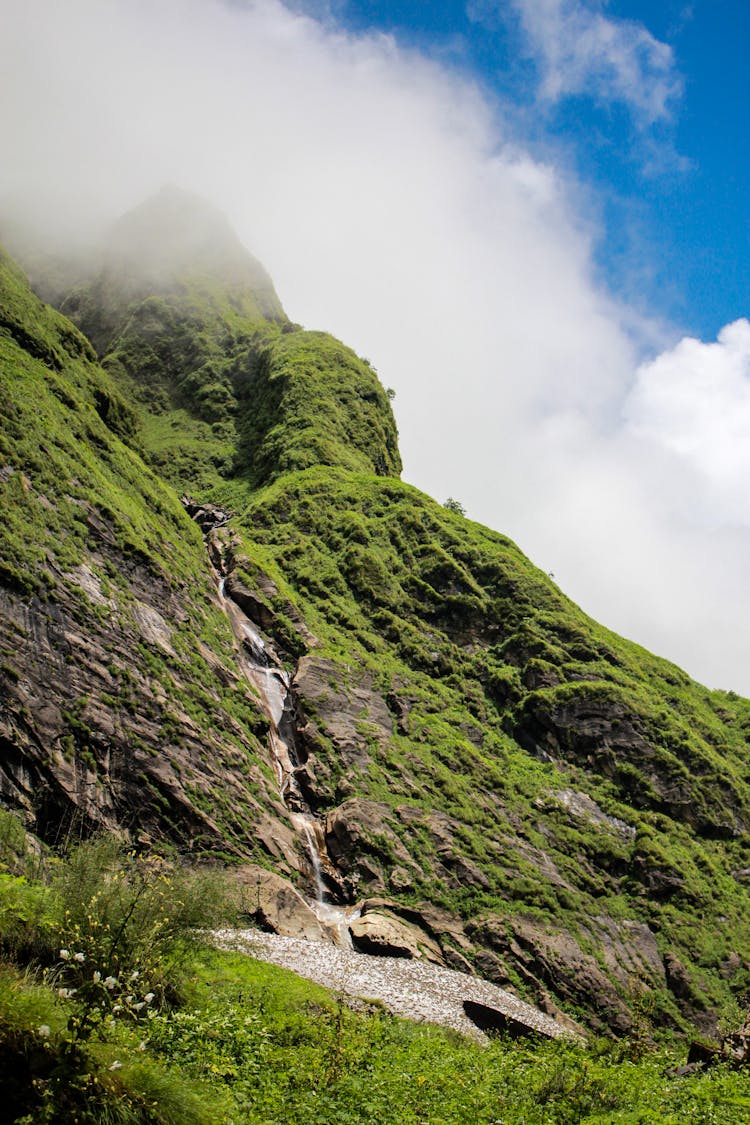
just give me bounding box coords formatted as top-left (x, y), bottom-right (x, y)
top-left (3, 193), bottom-right (750, 1037)
top-left (0, 243), bottom-right (295, 855)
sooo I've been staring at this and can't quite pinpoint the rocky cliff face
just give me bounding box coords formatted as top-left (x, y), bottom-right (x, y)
top-left (3, 194), bottom-right (750, 1036)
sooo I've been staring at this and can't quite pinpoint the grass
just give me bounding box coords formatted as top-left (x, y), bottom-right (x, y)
top-left (1, 812), bottom-right (749, 1125)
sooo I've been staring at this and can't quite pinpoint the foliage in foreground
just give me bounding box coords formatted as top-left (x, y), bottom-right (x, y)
top-left (1, 815), bottom-right (750, 1125)
top-left (0, 819), bottom-right (233, 1123)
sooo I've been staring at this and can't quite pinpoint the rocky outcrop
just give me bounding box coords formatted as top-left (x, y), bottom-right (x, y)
top-left (180, 495), bottom-right (232, 533)
top-left (0, 549), bottom-right (288, 860)
top-left (543, 788), bottom-right (636, 840)
top-left (324, 797), bottom-right (417, 892)
top-left (513, 689), bottom-right (746, 838)
top-left (467, 913), bottom-right (671, 1036)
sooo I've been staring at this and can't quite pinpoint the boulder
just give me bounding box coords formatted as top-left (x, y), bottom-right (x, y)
top-left (350, 903), bottom-right (444, 962)
top-left (236, 865), bottom-right (327, 942)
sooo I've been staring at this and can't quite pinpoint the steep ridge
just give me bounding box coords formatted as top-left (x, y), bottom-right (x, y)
top-left (3, 193), bottom-right (750, 1037)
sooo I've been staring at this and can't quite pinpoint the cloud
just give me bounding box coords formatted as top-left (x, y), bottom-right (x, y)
top-left (625, 319), bottom-right (750, 525)
top-left (0, 0), bottom-right (746, 693)
top-left (483, 0), bottom-right (682, 123)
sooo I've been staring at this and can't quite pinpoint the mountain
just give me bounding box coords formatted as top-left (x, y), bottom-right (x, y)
top-left (2, 190), bottom-right (750, 1038)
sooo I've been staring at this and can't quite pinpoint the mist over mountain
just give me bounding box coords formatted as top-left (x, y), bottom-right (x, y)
top-left (2, 191), bottom-right (750, 1117)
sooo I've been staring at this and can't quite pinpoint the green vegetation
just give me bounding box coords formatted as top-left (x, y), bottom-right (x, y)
top-left (0, 244), bottom-right (285, 856)
top-left (210, 466), bottom-right (750, 1026)
top-left (4, 187), bottom-right (750, 1089)
top-left (1, 810), bottom-right (749, 1125)
top-left (106, 315), bottom-right (402, 495)
top-left (0, 814), bottom-right (232, 1123)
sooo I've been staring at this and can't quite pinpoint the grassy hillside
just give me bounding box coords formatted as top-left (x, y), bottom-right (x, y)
top-left (3, 193), bottom-right (750, 1041)
top-left (216, 468), bottom-right (750, 1032)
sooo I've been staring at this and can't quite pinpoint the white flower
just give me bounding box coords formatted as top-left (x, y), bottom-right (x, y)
top-left (109, 1060), bottom-right (122, 1071)
top-left (132, 1002), bottom-right (145, 1011)
top-left (73, 952), bottom-right (85, 963)
top-left (112, 1004), bottom-right (122, 1013)
top-left (104, 976), bottom-right (118, 990)
top-left (59, 949), bottom-right (70, 960)
top-left (144, 992), bottom-right (155, 1004)
top-left (126, 995), bottom-right (134, 1004)
top-left (129, 970), bottom-right (139, 982)
top-left (138, 1041), bottom-right (146, 1052)
top-left (57, 987), bottom-right (76, 999)
top-left (38, 1025), bottom-right (51, 1038)
top-left (108, 1019), bottom-right (117, 1030)
top-left (93, 971), bottom-right (101, 983)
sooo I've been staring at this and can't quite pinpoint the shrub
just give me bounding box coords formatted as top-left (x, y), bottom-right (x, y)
top-left (50, 837), bottom-right (234, 1006)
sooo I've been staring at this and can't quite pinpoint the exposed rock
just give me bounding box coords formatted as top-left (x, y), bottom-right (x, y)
top-left (350, 901), bottom-right (444, 962)
top-left (720, 952), bottom-right (743, 980)
top-left (468, 914), bottom-right (634, 1035)
top-left (388, 866), bottom-right (413, 891)
top-left (64, 564), bottom-right (114, 609)
top-left (294, 656), bottom-right (392, 781)
top-left (664, 952), bottom-right (703, 1006)
top-left (324, 797), bottom-right (417, 888)
top-left (236, 865), bottom-right (327, 942)
top-left (513, 692), bottom-right (746, 836)
top-left (131, 600), bottom-right (176, 655)
top-left (0, 563), bottom-right (276, 856)
top-left (545, 788), bottom-right (636, 840)
top-left (252, 814), bottom-right (310, 875)
top-left (423, 810), bottom-right (492, 889)
top-left (721, 1023), bottom-right (750, 1066)
top-left (591, 916), bottom-right (665, 991)
top-left (180, 494), bottom-right (232, 532)
top-left (224, 573), bottom-right (276, 632)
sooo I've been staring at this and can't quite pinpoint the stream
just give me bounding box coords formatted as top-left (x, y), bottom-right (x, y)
top-left (217, 576), bottom-right (359, 946)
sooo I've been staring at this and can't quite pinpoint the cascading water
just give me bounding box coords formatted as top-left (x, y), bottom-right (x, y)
top-left (217, 573), bottom-right (359, 946)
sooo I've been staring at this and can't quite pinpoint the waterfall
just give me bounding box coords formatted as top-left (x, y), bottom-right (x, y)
top-left (216, 569), bottom-right (358, 945)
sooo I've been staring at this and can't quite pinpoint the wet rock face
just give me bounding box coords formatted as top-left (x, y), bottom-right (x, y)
top-left (224, 574), bottom-right (276, 633)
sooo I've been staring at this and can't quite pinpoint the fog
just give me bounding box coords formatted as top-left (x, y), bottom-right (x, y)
top-left (2, 0), bottom-right (748, 694)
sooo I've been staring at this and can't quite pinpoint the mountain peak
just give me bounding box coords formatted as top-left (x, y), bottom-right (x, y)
top-left (108, 186), bottom-right (247, 275)
top-left (101, 186), bottom-right (285, 318)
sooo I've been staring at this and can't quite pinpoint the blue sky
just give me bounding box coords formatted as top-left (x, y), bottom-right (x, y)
top-left (335, 0), bottom-right (750, 339)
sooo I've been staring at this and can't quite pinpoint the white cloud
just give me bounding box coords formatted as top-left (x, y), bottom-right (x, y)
top-left (499, 0), bottom-right (681, 122)
top-left (625, 320), bottom-right (750, 524)
top-left (0, 0), bottom-right (746, 693)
